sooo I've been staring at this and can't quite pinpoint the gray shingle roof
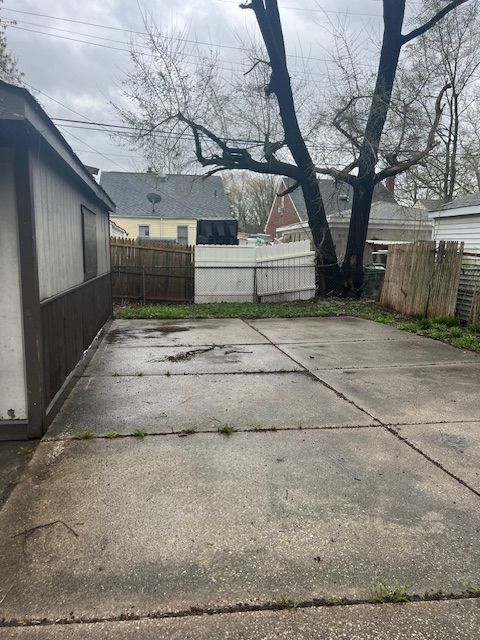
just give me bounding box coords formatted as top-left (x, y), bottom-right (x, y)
top-left (332, 200), bottom-right (431, 223)
top-left (432, 192), bottom-right (480, 212)
top-left (285, 177), bottom-right (397, 221)
top-left (100, 172), bottom-right (232, 219)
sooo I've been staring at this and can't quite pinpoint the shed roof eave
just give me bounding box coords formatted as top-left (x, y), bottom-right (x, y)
top-left (0, 81), bottom-right (115, 212)
top-left (429, 204), bottom-right (480, 219)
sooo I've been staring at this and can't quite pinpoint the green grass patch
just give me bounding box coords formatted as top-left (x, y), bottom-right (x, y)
top-left (114, 299), bottom-right (480, 353)
top-left (217, 424), bottom-right (236, 435)
top-left (371, 581), bottom-right (411, 604)
top-left (105, 431), bottom-right (119, 439)
top-left (132, 428), bottom-right (147, 438)
top-left (76, 430), bottom-right (95, 440)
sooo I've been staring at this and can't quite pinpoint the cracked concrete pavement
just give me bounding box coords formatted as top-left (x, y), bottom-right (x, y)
top-left (1, 317), bottom-right (480, 638)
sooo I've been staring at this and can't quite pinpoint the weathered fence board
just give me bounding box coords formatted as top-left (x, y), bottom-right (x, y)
top-left (456, 257), bottom-right (480, 323)
top-left (380, 241), bottom-right (463, 318)
top-left (110, 237), bottom-right (194, 303)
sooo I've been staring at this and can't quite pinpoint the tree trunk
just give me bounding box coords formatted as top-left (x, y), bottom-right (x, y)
top-left (300, 175), bottom-right (340, 293)
top-left (341, 0), bottom-right (405, 296)
top-left (253, 0), bottom-right (341, 293)
top-left (341, 180), bottom-right (375, 293)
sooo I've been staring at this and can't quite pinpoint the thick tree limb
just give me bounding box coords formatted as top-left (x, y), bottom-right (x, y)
top-left (177, 112), bottom-right (300, 179)
top-left (315, 165), bottom-right (357, 186)
top-left (278, 180), bottom-right (300, 196)
top-left (402, 0), bottom-right (470, 44)
top-left (374, 84), bottom-right (450, 183)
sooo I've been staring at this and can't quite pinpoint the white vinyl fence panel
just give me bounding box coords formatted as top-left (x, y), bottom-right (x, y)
top-left (194, 241), bottom-right (315, 303)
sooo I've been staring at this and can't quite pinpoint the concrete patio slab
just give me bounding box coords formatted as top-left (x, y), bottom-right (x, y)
top-left (86, 344), bottom-right (300, 376)
top-left (315, 363), bottom-right (480, 424)
top-left (1, 600), bottom-right (478, 639)
top-left (395, 422), bottom-right (480, 493)
top-left (107, 319), bottom-right (268, 347)
top-left (0, 442), bottom-right (37, 508)
top-left (1, 430), bottom-right (479, 623)
top-left (47, 372), bottom-right (375, 438)
top-left (248, 317), bottom-right (412, 344)
top-left (281, 337), bottom-right (479, 371)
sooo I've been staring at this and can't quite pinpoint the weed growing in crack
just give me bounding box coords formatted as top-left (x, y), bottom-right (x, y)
top-left (77, 431), bottom-right (95, 440)
top-left (461, 580), bottom-right (480, 596)
top-left (371, 581), bottom-right (411, 604)
top-left (274, 596), bottom-right (301, 611)
top-left (105, 432), bottom-right (119, 439)
top-left (218, 424), bottom-right (236, 435)
top-left (132, 428), bottom-right (146, 438)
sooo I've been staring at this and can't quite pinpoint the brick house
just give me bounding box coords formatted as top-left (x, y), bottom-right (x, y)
top-left (265, 177), bottom-right (432, 262)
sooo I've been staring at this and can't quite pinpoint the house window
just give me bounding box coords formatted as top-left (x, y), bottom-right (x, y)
top-left (278, 196), bottom-right (285, 215)
top-left (177, 225), bottom-right (189, 244)
top-left (138, 225), bottom-right (150, 238)
top-left (81, 205), bottom-right (97, 281)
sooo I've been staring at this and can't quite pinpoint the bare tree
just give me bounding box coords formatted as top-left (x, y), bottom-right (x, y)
top-left (223, 172), bottom-right (277, 233)
top-left (119, 2), bottom-right (340, 292)
top-left (0, 2), bottom-right (23, 85)
top-left (315, 0), bottom-right (470, 293)
top-left (120, 0), bottom-right (469, 295)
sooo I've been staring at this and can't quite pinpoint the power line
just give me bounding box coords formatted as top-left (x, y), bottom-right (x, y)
top-left (214, 0), bottom-right (382, 17)
top-left (58, 126), bottom-right (131, 171)
top-left (1, 6), bottom-right (355, 64)
top-left (4, 19), bottom-right (332, 79)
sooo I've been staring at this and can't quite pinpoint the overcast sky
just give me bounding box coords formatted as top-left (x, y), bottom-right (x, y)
top-left (4, 0), bottom-right (391, 173)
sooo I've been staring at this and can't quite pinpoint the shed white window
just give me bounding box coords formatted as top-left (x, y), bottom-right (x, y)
top-left (177, 225), bottom-right (189, 244)
top-left (138, 224), bottom-right (150, 237)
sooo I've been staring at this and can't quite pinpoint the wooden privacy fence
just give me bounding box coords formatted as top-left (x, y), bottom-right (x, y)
top-left (110, 238), bottom-right (194, 303)
top-left (380, 241), bottom-right (464, 318)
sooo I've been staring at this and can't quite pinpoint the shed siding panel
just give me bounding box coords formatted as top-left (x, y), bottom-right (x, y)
top-left (433, 214), bottom-right (480, 251)
top-left (0, 148), bottom-right (27, 422)
top-left (110, 216), bottom-right (197, 245)
top-left (30, 152), bottom-right (110, 300)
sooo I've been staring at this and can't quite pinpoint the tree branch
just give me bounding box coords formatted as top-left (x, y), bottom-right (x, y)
top-left (177, 112), bottom-right (300, 179)
top-left (402, 0), bottom-right (470, 44)
top-left (315, 165), bottom-right (357, 186)
top-left (278, 180), bottom-right (300, 196)
top-left (332, 96), bottom-right (370, 150)
top-left (374, 84), bottom-right (450, 183)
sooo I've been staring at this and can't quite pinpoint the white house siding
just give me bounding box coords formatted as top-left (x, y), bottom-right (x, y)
top-left (0, 148), bottom-right (27, 422)
top-left (30, 151), bottom-right (110, 301)
top-left (433, 214), bottom-right (480, 252)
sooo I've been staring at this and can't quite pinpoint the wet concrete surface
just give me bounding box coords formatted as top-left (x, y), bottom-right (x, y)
top-left (248, 316), bottom-right (413, 344)
top-left (1, 430), bottom-right (479, 622)
top-left (107, 319), bottom-right (269, 347)
top-left (315, 363), bottom-right (480, 425)
top-left (47, 372), bottom-right (375, 438)
top-left (1, 600), bottom-right (479, 639)
top-left (395, 422), bottom-right (480, 493)
top-left (0, 441), bottom-right (38, 508)
top-left (281, 337), bottom-right (480, 371)
top-left (2, 316), bottom-right (480, 637)
top-left (86, 343), bottom-right (300, 376)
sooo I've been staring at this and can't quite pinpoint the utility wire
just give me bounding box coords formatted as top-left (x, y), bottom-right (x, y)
top-left (1, 6), bottom-right (369, 63)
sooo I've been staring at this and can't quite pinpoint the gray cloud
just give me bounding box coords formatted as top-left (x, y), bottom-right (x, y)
top-left (5, 0), bottom-right (386, 171)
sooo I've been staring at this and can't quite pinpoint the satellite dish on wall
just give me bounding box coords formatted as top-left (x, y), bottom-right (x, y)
top-left (147, 192), bottom-right (162, 213)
